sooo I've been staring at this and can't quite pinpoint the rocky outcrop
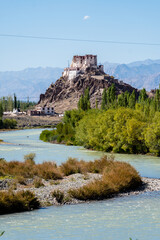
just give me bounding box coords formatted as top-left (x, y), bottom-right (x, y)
top-left (38, 67), bottom-right (138, 113)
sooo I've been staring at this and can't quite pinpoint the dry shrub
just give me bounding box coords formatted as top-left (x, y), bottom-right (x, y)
top-left (33, 177), bottom-right (44, 188)
top-left (69, 180), bottom-right (114, 200)
top-left (24, 153), bottom-right (36, 165)
top-left (0, 158), bottom-right (62, 180)
top-left (102, 161), bottom-right (142, 192)
top-left (69, 161), bottom-right (142, 201)
top-left (34, 162), bottom-right (62, 180)
top-left (60, 158), bottom-right (82, 176)
top-left (52, 190), bottom-right (64, 204)
top-left (15, 176), bottom-right (26, 185)
top-left (0, 190), bottom-right (40, 214)
top-left (60, 155), bottom-right (113, 176)
top-left (84, 156), bottom-right (114, 173)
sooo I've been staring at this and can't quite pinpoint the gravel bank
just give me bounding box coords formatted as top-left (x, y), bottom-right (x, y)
top-left (3, 115), bottom-right (62, 128)
top-left (1, 175), bottom-right (160, 206)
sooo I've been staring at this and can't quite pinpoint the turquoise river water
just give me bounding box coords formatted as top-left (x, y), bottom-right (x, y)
top-left (0, 129), bottom-right (160, 240)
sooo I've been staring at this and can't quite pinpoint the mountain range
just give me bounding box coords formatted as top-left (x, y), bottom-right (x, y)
top-left (0, 59), bottom-right (160, 101)
top-left (0, 67), bottom-right (63, 101)
top-left (103, 59), bottom-right (160, 90)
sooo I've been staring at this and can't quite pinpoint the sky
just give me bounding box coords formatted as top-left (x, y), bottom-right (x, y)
top-left (0, 0), bottom-right (160, 71)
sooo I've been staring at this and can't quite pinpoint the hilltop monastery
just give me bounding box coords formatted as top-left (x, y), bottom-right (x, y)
top-left (63, 54), bottom-right (104, 80)
top-left (29, 54), bottom-right (104, 116)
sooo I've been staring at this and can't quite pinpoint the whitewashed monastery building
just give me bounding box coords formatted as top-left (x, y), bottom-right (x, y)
top-left (63, 54), bottom-right (104, 80)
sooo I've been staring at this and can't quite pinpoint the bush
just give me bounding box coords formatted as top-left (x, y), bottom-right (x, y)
top-left (60, 158), bottom-right (82, 176)
top-left (0, 190), bottom-right (40, 214)
top-left (34, 162), bottom-right (62, 180)
top-left (69, 160), bottom-right (142, 201)
top-left (52, 190), bottom-right (64, 204)
top-left (33, 177), bottom-right (44, 188)
top-left (0, 155), bottom-right (62, 180)
top-left (3, 119), bottom-right (17, 129)
top-left (24, 153), bottom-right (36, 165)
top-left (60, 155), bottom-right (114, 176)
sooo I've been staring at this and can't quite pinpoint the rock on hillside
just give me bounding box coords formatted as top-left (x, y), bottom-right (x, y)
top-left (38, 67), bottom-right (138, 113)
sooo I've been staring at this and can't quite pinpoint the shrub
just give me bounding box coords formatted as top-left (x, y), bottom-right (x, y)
top-left (0, 154), bottom-right (62, 180)
top-left (34, 162), bottom-right (62, 180)
top-left (60, 155), bottom-right (114, 176)
top-left (3, 119), bottom-right (17, 129)
top-left (0, 190), bottom-right (40, 214)
top-left (69, 160), bottom-right (142, 201)
top-left (60, 158), bottom-right (82, 176)
top-left (33, 177), bottom-right (44, 188)
top-left (52, 190), bottom-right (64, 204)
top-left (15, 176), bottom-right (26, 185)
top-left (24, 153), bottom-right (36, 165)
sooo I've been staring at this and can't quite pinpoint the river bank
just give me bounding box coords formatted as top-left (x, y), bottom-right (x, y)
top-left (1, 175), bottom-right (160, 207)
top-left (2, 115), bottom-right (62, 128)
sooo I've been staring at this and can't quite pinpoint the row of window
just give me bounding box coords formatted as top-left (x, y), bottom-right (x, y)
top-left (42, 107), bottom-right (54, 111)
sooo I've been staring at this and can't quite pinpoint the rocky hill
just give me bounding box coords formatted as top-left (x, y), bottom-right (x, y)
top-left (38, 67), bottom-right (138, 113)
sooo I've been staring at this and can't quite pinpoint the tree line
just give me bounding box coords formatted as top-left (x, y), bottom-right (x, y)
top-left (40, 85), bottom-right (160, 156)
top-left (0, 94), bottom-right (36, 113)
top-left (0, 94), bottom-right (36, 129)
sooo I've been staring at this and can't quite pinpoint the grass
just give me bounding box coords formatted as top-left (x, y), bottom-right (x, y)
top-left (0, 190), bottom-right (40, 214)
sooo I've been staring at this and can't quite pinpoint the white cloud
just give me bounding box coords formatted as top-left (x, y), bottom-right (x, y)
top-left (83, 15), bottom-right (90, 20)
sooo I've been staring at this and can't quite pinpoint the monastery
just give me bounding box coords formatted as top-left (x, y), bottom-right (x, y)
top-left (29, 54), bottom-right (103, 116)
top-left (63, 54), bottom-right (104, 80)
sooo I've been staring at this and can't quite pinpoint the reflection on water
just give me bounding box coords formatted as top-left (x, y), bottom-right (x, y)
top-left (0, 129), bottom-right (160, 240)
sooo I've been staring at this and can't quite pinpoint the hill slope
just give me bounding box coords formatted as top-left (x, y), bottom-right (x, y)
top-left (38, 68), bottom-right (138, 113)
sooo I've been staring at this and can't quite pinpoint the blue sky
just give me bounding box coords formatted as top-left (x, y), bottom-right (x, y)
top-left (0, 0), bottom-right (160, 71)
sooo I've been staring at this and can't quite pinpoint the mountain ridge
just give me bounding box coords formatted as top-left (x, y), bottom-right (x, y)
top-left (0, 59), bottom-right (160, 101)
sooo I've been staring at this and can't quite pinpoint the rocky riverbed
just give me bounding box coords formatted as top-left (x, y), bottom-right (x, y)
top-left (1, 175), bottom-right (160, 206)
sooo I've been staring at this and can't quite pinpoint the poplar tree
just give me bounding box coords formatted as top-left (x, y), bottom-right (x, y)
top-left (14, 94), bottom-right (17, 109)
top-left (129, 90), bottom-right (136, 109)
top-left (101, 88), bottom-right (107, 109)
top-left (0, 103), bottom-right (3, 118)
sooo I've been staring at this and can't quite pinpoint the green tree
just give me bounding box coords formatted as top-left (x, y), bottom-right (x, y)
top-left (0, 103), bottom-right (3, 118)
top-left (129, 90), bottom-right (136, 109)
top-left (101, 88), bottom-right (107, 109)
top-left (78, 88), bottom-right (90, 111)
top-left (144, 112), bottom-right (160, 156)
top-left (14, 93), bottom-right (17, 109)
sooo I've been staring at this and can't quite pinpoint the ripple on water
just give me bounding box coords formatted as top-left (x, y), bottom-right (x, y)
top-left (0, 193), bottom-right (160, 240)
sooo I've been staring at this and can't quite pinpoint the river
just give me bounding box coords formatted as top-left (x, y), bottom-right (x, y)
top-left (0, 129), bottom-right (160, 240)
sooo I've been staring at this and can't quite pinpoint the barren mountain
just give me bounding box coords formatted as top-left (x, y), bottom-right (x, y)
top-left (104, 59), bottom-right (160, 90)
top-left (38, 67), bottom-right (138, 113)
